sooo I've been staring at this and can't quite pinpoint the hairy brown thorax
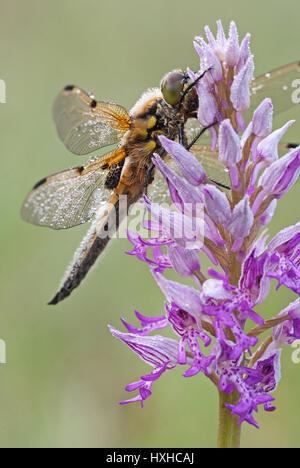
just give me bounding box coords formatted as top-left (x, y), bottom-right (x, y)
top-left (106, 84), bottom-right (199, 193)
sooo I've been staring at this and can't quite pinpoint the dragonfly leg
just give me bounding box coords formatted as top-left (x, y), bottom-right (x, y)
top-left (186, 121), bottom-right (217, 150)
top-left (178, 122), bottom-right (187, 146)
top-left (144, 163), bottom-right (156, 195)
top-left (185, 121), bottom-right (230, 191)
top-left (179, 67), bottom-right (213, 108)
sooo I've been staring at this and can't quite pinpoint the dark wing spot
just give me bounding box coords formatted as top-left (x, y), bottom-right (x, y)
top-left (90, 99), bottom-right (97, 108)
top-left (33, 177), bottom-right (47, 190)
top-left (64, 85), bottom-right (75, 91)
top-left (287, 143), bottom-right (299, 148)
top-left (77, 166), bottom-right (84, 174)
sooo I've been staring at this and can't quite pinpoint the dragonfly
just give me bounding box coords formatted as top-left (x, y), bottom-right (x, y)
top-left (21, 61), bottom-right (300, 305)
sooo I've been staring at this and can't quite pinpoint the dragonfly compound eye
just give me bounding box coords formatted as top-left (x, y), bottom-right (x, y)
top-left (160, 70), bottom-right (185, 106)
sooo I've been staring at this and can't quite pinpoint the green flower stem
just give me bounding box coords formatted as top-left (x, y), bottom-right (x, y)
top-left (217, 389), bottom-right (241, 448)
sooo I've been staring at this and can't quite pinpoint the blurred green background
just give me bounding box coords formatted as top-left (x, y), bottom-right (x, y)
top-left (0, 0), bottom-right (300, 448)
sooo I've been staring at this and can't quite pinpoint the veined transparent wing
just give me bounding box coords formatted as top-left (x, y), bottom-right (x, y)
top-left (186, 119), bottom-right (230, 184)
top-left (249, 61), bottom-right (300, 115)
top-left (149, 140), bottom-right (300, 204)
top-left (53, 85), bottom-right (131, 155)
top-left (192, 143), bottom-right (294, 186)
top-left (21, 148), bottom-right (126, 230)
top-left (149, 145), bottom-right (230, 204)
top-left (191, 142), bottom-right (296, 188)
top-left (192, 145), bottom-right (230, 186)
top-left (185, 118), bottom-right (211, 146)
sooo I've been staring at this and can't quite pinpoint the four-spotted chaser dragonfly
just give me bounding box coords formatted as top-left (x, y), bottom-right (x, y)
top-left (21, 61), bottom-right (300, 304)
